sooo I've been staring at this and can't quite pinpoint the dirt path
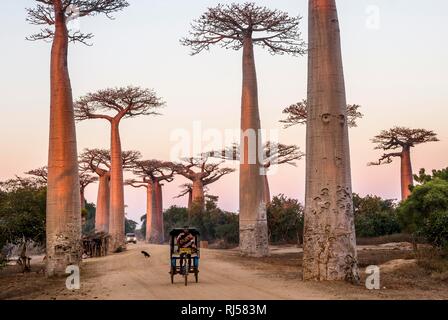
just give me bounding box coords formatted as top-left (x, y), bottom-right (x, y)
top-left (64, 243), bottom-right (334, 300)
top-left (2, 242), bottom-right (447, 300)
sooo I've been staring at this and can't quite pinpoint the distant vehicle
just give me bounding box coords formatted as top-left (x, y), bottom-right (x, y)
top-left (126, 233), bottom-right (137, 244)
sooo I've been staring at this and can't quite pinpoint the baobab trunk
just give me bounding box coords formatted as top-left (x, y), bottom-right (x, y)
top-left (191, 179), bottom-right (205, 212)
top-left (187, 190), bottom-right (192, 211)
top-left (109, 121), bottom-right (125, 251)
top-left (239, 36), bottom-right (269, 257)
top-left (145, 182), bottom-right (156, 242)
top-left (80, 189), bottom-right (86, 210)
top-left (156, 182), bottom-right (164, 243)
top-left (303, 0), bottom-right (359, 282)
top-left (95, 173), bottom-right (110, 233)
top-left (150, 181), bottom-right (164, 243)
top-left (263, 175), bottom-right (271, 205)
top-left (45, 0), bottom-right (82, 276)
top-left (400, 146), bottom-right (413, 200)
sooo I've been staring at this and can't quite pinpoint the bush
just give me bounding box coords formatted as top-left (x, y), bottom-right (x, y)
top-left (398, 178), bottom-right (448, 250)
top-left (163, 197), bottom-right (239, 246)
top-left (419, 210), bottom-right (448, 250)
top-left (353, 193), bottom-right (401, 237)
top-left (267, 195), bottom-right (304, 244)
top-left (82, 203), bottom-right (96, 235)
top-left (0, 179), bottom-right (46, 250)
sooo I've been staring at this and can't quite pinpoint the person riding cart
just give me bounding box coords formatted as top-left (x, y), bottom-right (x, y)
top-left (176, 226), bottom-right (196, 271)
top-left (169, 227), bottom-right (200, 286)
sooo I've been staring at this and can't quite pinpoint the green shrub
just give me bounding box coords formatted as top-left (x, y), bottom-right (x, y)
top-left (162, 201), bottom-right (239, 245)
top-left (353, 193), bottom-right (400, 237)
top-left (398, 178), bottom-right (448, 250)
top-left (419, 210), bottom-right (448, 250)
top-left (267, 195), bottom-right (304, 244)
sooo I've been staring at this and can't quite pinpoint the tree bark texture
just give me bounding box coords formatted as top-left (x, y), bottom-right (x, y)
top-left (303, 0), bottom-right (359, 282)
top-left (400, 146), bottom-right (413, 200)
top-left (109, 121), bottom-right (125, 251)
top-left (45, 0), bottom-right (82, 276)
top-left (239, 36), bottom-right (269, 257)
top-left (95, 172), bottom-right (110, 233)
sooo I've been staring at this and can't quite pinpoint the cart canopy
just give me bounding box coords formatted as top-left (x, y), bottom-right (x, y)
top-left (169, 228), bottom-right (200, 237)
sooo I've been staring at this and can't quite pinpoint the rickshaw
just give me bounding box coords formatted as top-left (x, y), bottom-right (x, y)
top-left (169, 228), bottom-right (200, 286)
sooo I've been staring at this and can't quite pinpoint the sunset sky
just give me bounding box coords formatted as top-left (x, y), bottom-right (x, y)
top-left (1, 0), bottom-right (447, 225)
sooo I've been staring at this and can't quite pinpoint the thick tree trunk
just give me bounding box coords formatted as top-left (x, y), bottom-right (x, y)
top-left (145, 182), bottom-right (156, 242)
top-left (95, 173), bottom-right (110, 233)
top-left (150, 181), bottom-right (164, 244)
top-left (263, 175), bottom-right (271, 205)
top-left (239, 36), bottom-right (269, 257)
top-left (45, 1), bottom-right (82, 276)
top-left (191, 178), bottom-right (205, 212)
top-left (109, 121), bottom-right (125, 251)
top-left (156, 182), bottom-right (164, 243)
top-left (400, 146), bottom-right (413, 200)
top-left (187, 190), bottom-right (192, 211)
top-left (304, 0), bottom-right (359, 282)
top-left (80, 190), bottom-right (85, 210)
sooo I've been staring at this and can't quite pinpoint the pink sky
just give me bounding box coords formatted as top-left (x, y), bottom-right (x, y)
top-left (1, 0), bottom-right (447, 224)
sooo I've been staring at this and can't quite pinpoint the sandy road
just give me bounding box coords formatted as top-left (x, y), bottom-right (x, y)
top-left (74, 243), bottom-right (333, 300)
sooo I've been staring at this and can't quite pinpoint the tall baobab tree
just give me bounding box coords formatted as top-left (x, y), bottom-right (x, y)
top-left (368, 127), bottom-right (439, 200)
top-left (173, 157), bottom-right (235, 214)
top-left (182, 3), bottom-right (305, 256)
top-left (210, 142), bottom-right (304, 204)
top-left (79, 148), bottom-right (141, 234)
top-left (75, 86), bottom-right (164, 251)
top-left (27, 0), bottom-right (129, 276)
top-left (126, 160), bottom-right (175, 243)
top-left (304, 0), bottom-right (359, 282)
top-left (281, 100), bottom-right (363, 128)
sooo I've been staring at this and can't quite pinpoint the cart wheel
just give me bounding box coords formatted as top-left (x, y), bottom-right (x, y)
top-left (184, 262), bottom-right (190, 286)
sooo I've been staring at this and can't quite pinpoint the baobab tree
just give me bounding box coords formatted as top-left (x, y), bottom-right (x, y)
top-left (210, 142), bottom-right (304, 204)
top-left (27, 0), bottom-right (129, 276)
top-left (126, 160), bottom-right (175, 243)
top-left (369, 127), bottom-right (439, 200)
top-left (75, 86), bottom-right (164, 251)
top-left (175, 183), bottom-right (211, 211)
top-left (25, 167), bottom-right (48, 185)
top-left (304, 0), bottom-right (359, 282)
top-left (281, 100), bottom-right (363, 128)
top-left (26, 165), bottom-right (97, 210)
top-left (182, 3), bottom-right (305, 257)
top-left (173, 157), bottom-right (235, 214)
top-left (79, 148), bottom-right (141, 234)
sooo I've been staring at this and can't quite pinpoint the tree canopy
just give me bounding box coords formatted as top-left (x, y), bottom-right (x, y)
top-left (181, 2), bottom-right (306, 55)
top-left (26, 0), bottom-right (129, 44)
top-left (209, 142), bottom-right (304, 169)
top-left (173, 156), bottom-right (235, 186)
top-left (280, 100), bottom-right (363, 128)
top-left (75, 86), bottom-right (165, 122)
top-left (369, 127), bottom-right (439, 165)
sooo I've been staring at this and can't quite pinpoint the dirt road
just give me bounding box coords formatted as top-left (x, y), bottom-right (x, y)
top-left (70, 243), bottom-right (333, 300)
